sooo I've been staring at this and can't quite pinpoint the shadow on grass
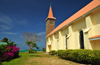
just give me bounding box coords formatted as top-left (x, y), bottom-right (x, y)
top-left (66, 59), bottom-right (91, 65)
top-left (69, 60), bottom-right (100, 65)
top-left (29, 53), bottom-right (52, 57)
top-left (0, 56), bottom-right (21, 65)
top-left (30, 55), bottom-right (43, 57)
top-left (58, 57), bottom-right (100, 65)
top-left (0, 62), bottom-right (2, 65)
top-left (6, 55), bottom-right (21, 62)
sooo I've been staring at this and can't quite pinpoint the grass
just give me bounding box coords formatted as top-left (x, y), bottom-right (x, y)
top-left (0, 52), bottom-right (83, 65)
top-left (0, 52), bottom-right (51, 65)
top-left (0, 52), bottom-right (42, 65)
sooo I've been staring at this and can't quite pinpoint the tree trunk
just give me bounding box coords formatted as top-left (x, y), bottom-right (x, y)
top-left (30, 47), bottom-right (32, 56)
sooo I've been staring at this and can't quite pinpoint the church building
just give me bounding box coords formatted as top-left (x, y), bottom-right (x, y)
top-left (46, 0), bottom-right (100, 52)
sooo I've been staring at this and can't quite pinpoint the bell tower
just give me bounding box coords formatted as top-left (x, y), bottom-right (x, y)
top-left (46, 6), bottom-right (56, 36)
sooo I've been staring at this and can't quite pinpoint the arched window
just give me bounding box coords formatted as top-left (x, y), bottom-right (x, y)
top-left (66, 35), bottom-right (67, 49)
top-left (57, 37), bottom-right (59, 50)
top-left (79, 30), bottom-right (84, 49)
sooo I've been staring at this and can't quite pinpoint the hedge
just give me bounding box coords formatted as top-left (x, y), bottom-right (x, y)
top-left (49, 50), bottom-right (57, 55)
top-left (57, 49), bottom-right (100, 64)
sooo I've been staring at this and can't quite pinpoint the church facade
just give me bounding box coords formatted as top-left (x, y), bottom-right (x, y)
top-left (46, 0), bottom-right (100, 52)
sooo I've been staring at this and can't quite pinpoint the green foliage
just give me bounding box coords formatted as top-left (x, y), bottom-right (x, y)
top-left (1, 37), bottom-right (8, 42)
top-left (7, 41), bottom-right (14, 46)
top-left (0, 39), bottom-right (17, 55)
top-left (42, 48), bottom-right (46, 52)
top-left (0, 37), bottom-right (16, 46)
top-left (28, 49), bottom-right (37, 53)
top-left (25, 41), bottom-right (33, 46)
top-left (57, 50), bottom-right (64, 57)
top-left (25, 41), bottom-right (39, 49)
top-left (0, 44), bottom-right (7, 54)
top-left (0, 40), bottom-right (19, 62)
top-left (57, 49), bottom-right (100, 64)
top-left (49, 50), bottom-right (57, 55)
top-left (7, 41), bottom-right (17, 47)
top-left (36, 47), bottom-right (39, 49)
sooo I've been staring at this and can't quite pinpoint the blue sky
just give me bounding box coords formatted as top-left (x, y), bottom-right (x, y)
top-left (0, 0), bottom-right (92, 50)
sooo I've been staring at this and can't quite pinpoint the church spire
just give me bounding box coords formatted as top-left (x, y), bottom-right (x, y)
top-left (48, 6), bottom-right (53, 17)
top-left (45, 5), bottom-right (56, 21)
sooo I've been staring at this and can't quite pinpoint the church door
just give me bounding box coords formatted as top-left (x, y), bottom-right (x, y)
top-left (80, 30), bottom-right (84, 49)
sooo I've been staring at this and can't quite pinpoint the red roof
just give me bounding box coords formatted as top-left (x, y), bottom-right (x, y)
top-left (46, 6), bottom-right (56, 21)
top-left (89, 35), bottom-right (100, 39)
top-left (48, 6), bottom-right (53, 17)
top-left (46, 0), bottom-right (100, 37)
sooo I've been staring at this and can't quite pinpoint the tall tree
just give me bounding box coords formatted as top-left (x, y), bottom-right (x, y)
top-left (21, 32), bottom-right (42, 54)
top-left (1, 37), bottom-right (8, 42)
top-left (1, 37), bottom-right (11, 43)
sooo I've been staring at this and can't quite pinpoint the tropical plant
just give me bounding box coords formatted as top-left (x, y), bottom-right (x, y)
top-left (42, 48), bottom-right (46, 52)
top-left (7, 41), bottom-right (17, 47)
top-left (1, 37), bottom-right (8, 42)
top-left (1, 37), bottom-right (11, 44)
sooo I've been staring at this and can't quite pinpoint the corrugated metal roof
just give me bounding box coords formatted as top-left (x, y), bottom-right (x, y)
top-left (0, 42), bottom-right (7, 45)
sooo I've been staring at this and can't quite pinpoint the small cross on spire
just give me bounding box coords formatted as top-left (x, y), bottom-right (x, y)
top-left (50, 3), bottom-right (51, 6)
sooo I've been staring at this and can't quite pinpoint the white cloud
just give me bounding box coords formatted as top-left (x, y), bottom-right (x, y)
top-left (0, 13), bottom-right (28, 26)
top-left (0, 32), bottom-right (18, 35)
top-left (37, 32), bottom-right (46, 35)
top-left (0, 25), bottom-right (10, 30)
top-left (0, 13), bottom-right (12, 24)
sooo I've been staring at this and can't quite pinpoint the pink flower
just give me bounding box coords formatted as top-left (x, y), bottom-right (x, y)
top-left (8, 52), bottom-right (14, 57)
top-left (0, 45), bottom-right (20, 61)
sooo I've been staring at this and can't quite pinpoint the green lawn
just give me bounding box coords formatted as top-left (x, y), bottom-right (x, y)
top-left (0, 52), bottom-right (81, 65)
top-left (0, 52), bottom-right (44, 65)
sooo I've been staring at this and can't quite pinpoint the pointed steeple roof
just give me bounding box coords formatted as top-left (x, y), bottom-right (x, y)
top-left (48, 6), bottom-right (53, 17)
top-left (45, 6), bottom-right (56, 21)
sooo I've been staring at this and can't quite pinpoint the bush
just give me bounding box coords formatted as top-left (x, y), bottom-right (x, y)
top-left (0, 44), bottom-right (7, 54)
top-left (42, 48), bottom-right (46, 52)
top-left (57, 49), bottom-right (100, 64)
top-left (28, 49), bottom-right (37, 53)
top-left (7, 41), bottom-right (17, 47)
top-left (49, 50), bottom-right (57, 55)
top-left (0, 43), bottom-right (19, 62)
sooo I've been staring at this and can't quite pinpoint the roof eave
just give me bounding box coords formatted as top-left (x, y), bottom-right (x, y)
top-left (89, 37), bottom-right (100, 41)
top-left (45, 17), bottom-right (56, 21)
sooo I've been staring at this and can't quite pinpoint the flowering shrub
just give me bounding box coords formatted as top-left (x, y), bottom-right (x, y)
top-left (0, 44), bottom-right (20, 62)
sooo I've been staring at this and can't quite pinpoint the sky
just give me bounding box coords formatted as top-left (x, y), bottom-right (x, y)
top-left (0, 0), bottom-right (92, 50)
